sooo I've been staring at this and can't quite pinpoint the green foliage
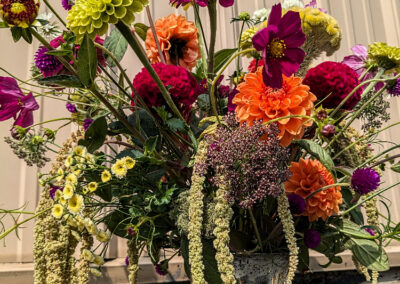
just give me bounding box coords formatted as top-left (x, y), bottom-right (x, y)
top-left (79, 116), bottom-right (107, 153)
top-left (214, 48), bottom-right (237, 73)
top-left (37, 75), bottom-right (83, 88)
top-left (104, 28), bottom-right (128, 67)
top-left (134, 23), bottom-right (150, 41)
top-left (293, 139), bottom-right (335, 174)
top-left (391, 161), bottom-right (400, 173)
top-left (345, 238), bottom-right (389, 271)
top-left (166, 118), bottom-right (186, 132)
top-left (77, 33), bottom-right (97, 87)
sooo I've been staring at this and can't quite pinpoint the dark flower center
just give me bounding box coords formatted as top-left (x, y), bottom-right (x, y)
top-left (267, 38), bottom-right (286, 59)
top-left (169, 38), bottom-right (187, 65)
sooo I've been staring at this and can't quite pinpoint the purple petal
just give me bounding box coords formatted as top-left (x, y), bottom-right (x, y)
top-left (263, 61), bottom-right (283, 88)
top-left (351, 44), bottom-right (368, 59)
top-left (278, 11), bottom-right (304, 43)
top-left (20, 92), bottom-right (39, 111)
top-left (218, 0), bottom-right (233, 7)
top-left (195, 0), bottom-right (208, 6)
top-left (282, 30), bottom-right (306, 48)
top-left (268, 3), bottom-right (282, 27)
top-left (342, 55), bottom-right (365, 70)
top-left (14, 108), bottom-right (34, 127)
top-left (305, 0), bottom-right (317, 7)
top-left (279, 48), bottom-right (305, 76)
top-left (0, 76), bottom-right (24, 104)
top-left (0, 102), bottom-right (21, 121)
top-left (252, 27), bottom-right (277, 51)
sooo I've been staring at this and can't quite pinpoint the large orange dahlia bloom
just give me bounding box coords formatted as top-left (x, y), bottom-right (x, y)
top-left (233, 67), bottom-right (316, 146)
top-left (284, 159), bottom-right (342, 221)
top-left (145, 14), bottom-right (201, 71)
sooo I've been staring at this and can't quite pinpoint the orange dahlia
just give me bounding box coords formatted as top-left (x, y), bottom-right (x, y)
top-left (145, 14), bottom-right (201, 71)
top-left (284, 159), bottom-right (342, 221)
top-left (233, 67), bottom-right (317, 147)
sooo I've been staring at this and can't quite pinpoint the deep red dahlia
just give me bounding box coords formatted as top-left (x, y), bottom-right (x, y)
top-left (303, 61), bottom-right (362, 110)
top-left (132, 63), bottom-right (199, 120)
top-left (0, 0), bottom-right (40, 28)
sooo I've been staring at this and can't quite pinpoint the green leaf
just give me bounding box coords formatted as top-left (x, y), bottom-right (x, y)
top-left (214, 48), bottom-right (237, 73)
top-left (104, 28), bottom-right (128, 67)
top-left (21, 28), bottom-right (32, 44)
top-left (79, 116), bottom-right (107, 153)
top-left (335, 219), bottom-right (374, 239)
top-left (152, 106), bottom-right (170, 122)
top-left (197, 93), bottom-right (210, 111)
top-left (346, 238), bottom-right (389, 271)
top-left (391, 162), bottom-right (400, 173)
top-left (144, 136), bottom-right (158, 154)
top-left (154, 185), bottom-right (177, 206)
top-left (46, 49), bottom-right (73, 57)
top-left (37, 75), bottom-right (84, 88)
top-left (104, 209), bottom-right (131, 238)
top-left (134, 23), bottom-right (150, 41)
top-left (77, 33), bottom-right (97, 87)
top-left (293, 139), bottom-right (335, 173)
top-left (0, 22), bottom-right (8, 28)
top-left (202, 239), bottom-right (223, 284)
top-left (297, 242), bottom-right (310, 272)
top-left (10, 27), bottom-right (22, 42)
top-left (166, 118), bottom-right (186, 132)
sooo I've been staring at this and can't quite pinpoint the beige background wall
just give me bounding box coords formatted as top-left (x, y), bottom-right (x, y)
top-left (0, 0), bottom-right (400, 268)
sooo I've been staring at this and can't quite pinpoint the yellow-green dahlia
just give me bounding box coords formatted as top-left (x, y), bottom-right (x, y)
top-left (67, 0), bottom-right (149, 42)
top-left (368, 42), bottom-right (400, 73)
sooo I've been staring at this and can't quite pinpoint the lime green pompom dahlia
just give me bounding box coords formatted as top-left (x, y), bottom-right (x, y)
top-left (67, 0), bottom-right (148, 42)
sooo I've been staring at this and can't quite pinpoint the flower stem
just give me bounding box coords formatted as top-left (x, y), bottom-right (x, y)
top-left (248, 209), bottom-right (263, 252)
top-left (305, 183), bottom-right (349, 200)
top-left (29, 117), bottom-right (72, 128)
top-left (358, 144), bottom-right (400, 169)
top-left (236, 21), bottom-right (246, 81)
top-left (42, 0), bottom-right (67, 27)
top-left (370, 154), bottom-right (400, 169)
top-left (193, 4), bottom-right (209, 56)
top-left (207, 0), bottom-right (217, 78)
top-left (145, 6), bottom-right (166, 64)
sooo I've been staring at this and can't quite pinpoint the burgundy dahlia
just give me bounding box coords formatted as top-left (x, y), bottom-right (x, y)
top-left (287, 194), bottom-right (306, 215)
top-left (303, 61), bottom-right (362, 110)
top-left (351, 168), bottom-right (380, 195)
top-left (132, 63), bottom-right (199, 121)
top-left (252, 3), bottom-right (306, 88)
top-left (304, 229), bottom-right (321, 249)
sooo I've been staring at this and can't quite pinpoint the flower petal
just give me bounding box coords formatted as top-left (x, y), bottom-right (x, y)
top-left (351, 44), bottom-right (368, 59)
top-left (268, 3), bottom-right (282, 27)
top-left (278, 11), bottom-right (304, 41)
top-left (21, 92), bottom-right (39, 111)
top-left (0, 103), bottom-right (21, 121)
top-left (0, 76), bottom-right (24, 104)
top-left (252, 27), bottom-right (277, 51)
top-left (14, 108), bottom-right (34, 128)
top-left (218, 0), bottom-right (234, 7)
top-left (263, 61), bottom-right (283, 88)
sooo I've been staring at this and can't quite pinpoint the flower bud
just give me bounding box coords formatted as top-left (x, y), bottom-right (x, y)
top-left (321, 124), bottom-right (335, 138)
top-left (238, 11), bottom-right (250, 21)
top-left (316, 109), bottom-right (328, 121)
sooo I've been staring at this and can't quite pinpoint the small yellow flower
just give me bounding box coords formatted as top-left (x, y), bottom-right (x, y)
top-left (65, 173), bottom-right (78, 185)
top-left (82, 187), bottom-right (89, 195)
top-left (82, 249), bottom-right (94, 262)
top-left (75, 215), bottom-right (85, 231)
top-left (85, 153), bottom-right (96, 166)
top-left (52, 204), bottom-right (64, 219)
top-left (111, 159), bottom-right (127, 179)
top-left (71, 230), bottom-right (81, 242)
top-left (56, 168), bottom-right (64, 181)
top-left (65, 215), bottom-right (78, 227)
top-left (88, 182), bottom-right (98, 192)
top-left (101, 170), bottom-right (111, 183)
top-left (63, 184), bottom-right (75, 199)
top-left (74, 169), bottom-right (82, 177)
top-left (96, 230), bottom-right (110, 243)
top-left (123, 157), bottom-right (136, 169)
top-left (73, 146), bottom-right (87, 157)
top-left (68, 194), bottom-right (84, 214)
top-left (84, 218), bottom-right (98, 235)
top-left (93, 254), bottom-right (105, 266)
top-left (59, 196), bottom-right (67, 205)
top-left (65, 155), bottom-right (74, 168)
top-left (54, 189), bottom-right (63, 201)
top-left (90, 268), bottom-right (103, 278)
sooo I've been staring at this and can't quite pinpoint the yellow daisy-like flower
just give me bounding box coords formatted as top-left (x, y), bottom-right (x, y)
top-left (56, 168), bottom-right (64, 181)
top-left (122, 157), bottom-right (136, 169)
top-left (90, 268), bottom-right (103, 277)
top-left (73, 145), bottom-right (87, 157)
top-left (96, 230), bottom-right (110, 243)
top-left (82, 187), bottom-right (89, 194)
top-left (52, 204), bottom-right (64, 219)
top-left (101, 170), bottom-right (112, 182)
top-left (93, 254), bottom-right (105, 266)
top-left (84, 218), bottom-right (98, 235)
top-left (65, 173), bottom-right (78, 185)
top-left (64, 215), bottom-right (78, 227)
top-left (74, 169), bottom-right (82, 177)
top-left (63, 183), bottom-right (75, 199)
top-left (111, 159), bottom-right (127, 179)
top-left (68, 194), bottom-right (84, 214)
top-left (67, 0), bottom-right (149, 42)
top-left (54, 189), bottom-right (63, 201)
top-left (59, 196), bottom-right (67, 205)
top-left (368, 42), bottom-right (400, 73)
top-left (75, 215), bottom-right (86, 231)
top-left (82, 249), bottom-right (95, 262)
top-left (65, 155), bottom-right (74, 168)
top-left (88, 182), bottom-right (98, 192)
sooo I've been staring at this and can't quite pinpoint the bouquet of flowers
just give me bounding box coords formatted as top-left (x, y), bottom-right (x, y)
top-left (1, 0), bottom-right (400, 283)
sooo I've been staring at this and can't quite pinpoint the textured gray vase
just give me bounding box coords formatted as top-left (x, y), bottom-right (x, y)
top-left (234, 253), bottom-right (289, 284)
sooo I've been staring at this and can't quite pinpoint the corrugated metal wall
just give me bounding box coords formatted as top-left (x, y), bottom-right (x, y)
top-left (0, 0), bottom-right (399, 266)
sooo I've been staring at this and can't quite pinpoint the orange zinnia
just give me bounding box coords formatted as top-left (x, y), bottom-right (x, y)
top-left (145, 14), bottom-right (201, 71)
top-left (233, 67), bottom-right (317, 146)
top-left (284, 159), bottom-right (342, 221)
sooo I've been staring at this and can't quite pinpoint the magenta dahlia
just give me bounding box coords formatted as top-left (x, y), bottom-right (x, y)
top-left (303, 61), bottom-right (362, 110)
top-left (132, 63), bottom-right (199, 120)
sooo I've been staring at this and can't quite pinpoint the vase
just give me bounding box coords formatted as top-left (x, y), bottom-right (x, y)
top-left (234, 253), bottom-right (289, 284)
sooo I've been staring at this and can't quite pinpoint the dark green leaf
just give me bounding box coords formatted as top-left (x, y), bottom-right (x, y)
top-left (104, 28), bottom-right (128, 67)
top-left (202, 239), bottom-right (223, 284)
top-left (37, 75), bottom-right (83, 88)
top-left (154, 185), bottom-right (177, 206)
top-left (77, 33), bottom-right (97, 87)
top-left (346, 238), bottom-right (389, 271)
top-left (144, 136), bottom-right (158, 154)
top-left (10, 27), bottom-right (22, 42)
top-left (197, 94), bottom-right (210, 111)
top-left (21, 28), bottom-right (32, 44)
top-left (153, 106), bottom-right (170, 122)
top-left (104, 209), bottom-right (131, 238)
top-left (214, 48), bottom-right (237, 73)
top-left (79, 116), bottom-right (107, 153)
top-left (293, 139), bottom-right (335, 174)
top-left (46, 49), bottom-right (73, 56)
top-left (297, 242), bottom-right (310, 273)
top-left (335, 219), bottom-right (374, 239)
top-left (166, 118), bottom-right (186, 132)
top-left (180, 236), bottom-right (192, 278)
top-left (391, 162), bottom-right (400, 173)
top-left (134, 23), bottom-right (150, 41)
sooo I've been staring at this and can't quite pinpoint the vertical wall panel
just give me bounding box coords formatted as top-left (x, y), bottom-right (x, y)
top-left (0, 0), bottom-right (400, 265)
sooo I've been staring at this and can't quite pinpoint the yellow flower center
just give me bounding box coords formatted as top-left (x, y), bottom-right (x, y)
top-left (268, 38), bottom-right (286, 59)
top-left (10, 3), bottom-right (27, 14)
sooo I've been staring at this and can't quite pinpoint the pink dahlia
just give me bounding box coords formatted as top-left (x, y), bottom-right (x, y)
top-left (132, 63), bottom-right (199, 121)
top-left (303, 61), bottom-right (362, 110)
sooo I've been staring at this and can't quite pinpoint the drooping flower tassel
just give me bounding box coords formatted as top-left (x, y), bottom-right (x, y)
top-left (78, 232), bottom-right (94, 284)
top-left (277, 193), bottom-right (299, 284)
top-left (188, 139), bottom-right (209, 284)
top-left (365, 193), bottom-right (380, 283)
top-left (127, 239), bottom-right (140, 284)
top-left (352, 256), bottom-right (371, 282)
top-left (213, 175), bottom-right (236, 284)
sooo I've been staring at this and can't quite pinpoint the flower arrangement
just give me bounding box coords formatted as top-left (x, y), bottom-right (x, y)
top-left (1, 0), bottom-right (400, 283)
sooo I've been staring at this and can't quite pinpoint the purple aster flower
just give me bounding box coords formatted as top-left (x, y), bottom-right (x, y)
top-left (365, 228), bottom-right (375, 236)
top-left (61, 0), bottom-right (73, 10)
top-left (0, 76), bottom-right (39, 128)
top-left (49, 186), bottom-right (62, 199)
top-left (83, 118), bottom-right (94, 131)
top-left (66, 103), bottom-right (77, 113)
top-left (287, 194), bottom-right (306, 215)
top-left (304, 229), bottom-right (321, 249)
top-left (351, 168), bottom-right (380, 195)
top-left (34, 46), bottom-right (64, 77)
top-left (125, 256), bottom-right (129, 266)
top-left (388, 77), bottom-right (400, 96)
top-left (252, 3), bottom-right (306, 89)
top-left (342, 44), bottom-right (384, 91)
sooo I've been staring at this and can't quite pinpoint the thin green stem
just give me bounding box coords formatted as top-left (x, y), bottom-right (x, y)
top-left (248, 209), bottom-right (263, 252)
top-left (370, 154), bottom-right (400, 169)
top-left (305, 183), bottom-right (349, 200)
top-left (29, 117), bottom-right (71, 128)
top-left (236, 21), bottom-right (246, 81)
top-left (145, 6), bottom-right (166, 64)
top-left (0, 209), bottom-right (35, 214)
top-left (207, 0), bottom-right (217, 78)
top-left (42, 0), bottom-right (67, 27)
top-left (0, 67), bottom-right (54, 89)
top-left (194, 4), bottom-right (209, 56)
top-left (358, 144), bottom-right (400, 169)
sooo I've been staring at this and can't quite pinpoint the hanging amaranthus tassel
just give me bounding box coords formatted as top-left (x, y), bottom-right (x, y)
top-left (365, 193), bottom-right (380, 283)
top-left (127, 239), bottom-right (140, 284)
top-left (78, 232), bottom-right (94, 283)
top-left (352, 255), bottom-right (371, 281)
top-left (213, 175), bottom-right (236, 284)
top-left (277, 193), bottom-right (298, 284)
top-left (188, 139), bottom-right (209, 284)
